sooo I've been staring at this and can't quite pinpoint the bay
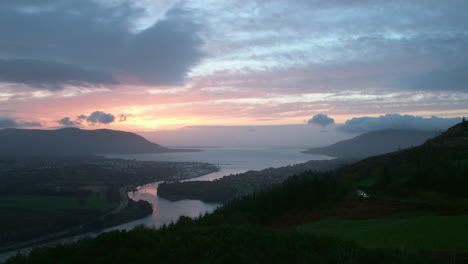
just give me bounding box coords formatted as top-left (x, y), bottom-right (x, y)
top-left (0, 148), bottom-right (330, 262)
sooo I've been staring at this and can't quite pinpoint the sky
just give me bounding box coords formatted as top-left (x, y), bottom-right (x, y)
top-left (0, 0), bottom-right (467, 145)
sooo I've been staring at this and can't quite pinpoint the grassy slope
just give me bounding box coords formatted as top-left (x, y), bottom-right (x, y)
top-left (296, 213), bottom-right (468, 252)
top-left (292, 122), bottom-right (468, 253)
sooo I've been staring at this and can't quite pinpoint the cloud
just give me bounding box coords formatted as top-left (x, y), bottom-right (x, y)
top-left (0, 59), bottom-right (117, 90)
top-left (187, 0), bottom-right (468, 95)
top-left (308, 114), bottom-right (335, 127)
top-left (118, 114), bottom-right (128, 122)
top-left (86, 111), bottom-right (115, 124)
top-left (58, 117), bottom-right (80, 127)
top-left (395, 62), bottom-right (468, 92)
top-left (339, 114), bottom-right (461, 133)
top-left (0, 117), bottom-right (41, 128)
top-left (0, 118), bottom-right (17, 128)
top-left (59, 111), bottom-right (127, 126)
top-left (0, 0), bottom-right (203, 90)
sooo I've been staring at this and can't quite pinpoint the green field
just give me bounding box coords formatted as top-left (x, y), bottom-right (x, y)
top-left (295, 213), bottom-right (468, 252)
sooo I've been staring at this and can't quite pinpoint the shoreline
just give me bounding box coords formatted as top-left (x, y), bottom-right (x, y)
top-left (0, 162), bottom-right (219, 261)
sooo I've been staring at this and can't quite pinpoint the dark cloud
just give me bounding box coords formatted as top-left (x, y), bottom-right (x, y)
top-left (58, 117), bottom-right (79, 127)
top-left (0, 59), bottom-right (117, 90)
top-left (86, 111), bottom-right (115, 124)
top-left (0, 0), bottom-right (203, 90)
top-left (77, 114), bottom-right (87, 120)
top-left (59, 112), bottom-right (123, 126)
top-left (308, 114), bottom-right (335, 127)
top-left (338, 114), bottom-right (461, 133)
top-left (0, 117), bottom-right (41, 128)
top-left (0, 110), bottom-right (16, 113)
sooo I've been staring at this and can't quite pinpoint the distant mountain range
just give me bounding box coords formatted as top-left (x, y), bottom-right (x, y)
top-left (303, 129), bottom-right (438, 159)
top-left (0, 127), bottom-right (193, 156)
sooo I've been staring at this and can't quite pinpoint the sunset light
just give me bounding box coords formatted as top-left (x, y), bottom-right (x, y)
top-left (1, 1), bottom-right (468, 262)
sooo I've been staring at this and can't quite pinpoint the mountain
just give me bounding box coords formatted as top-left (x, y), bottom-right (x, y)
top-left (303, 129), bottom-right (438, 159)
top-left (338, 121), bottom-right (468, 197)
top-left (9, 123), bottom-right (468, 263)
top-left (0, 127), bottom-right (178, 156)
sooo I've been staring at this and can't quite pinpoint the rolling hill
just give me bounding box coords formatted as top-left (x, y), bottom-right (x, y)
top-left (0, 127), bottom-right (180, 155)
top-left (303, 129), bottom-right (438, 159)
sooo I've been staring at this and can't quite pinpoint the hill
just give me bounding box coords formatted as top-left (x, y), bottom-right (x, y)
top-left (5, 122), bottom-right (468, 263)
top-left (0, 127), bottom-right (187, 155)
top-left (337, 122), bottom-right (468, 199)
top-left (214, 122), bottom-right (468, 226)
top-left (303, 129), bottom-right (437, 159)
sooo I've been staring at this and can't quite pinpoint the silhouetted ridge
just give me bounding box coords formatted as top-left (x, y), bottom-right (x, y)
top-left (303, 129), bottom-right (437, 159)
top-left (0, 127), bottom-right (170, 155)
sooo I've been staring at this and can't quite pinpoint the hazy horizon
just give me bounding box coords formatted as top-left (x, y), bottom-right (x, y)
top-left (1, 113), bottom-right (460, 148)
top-left (138, 114), bottom-right (461, 148)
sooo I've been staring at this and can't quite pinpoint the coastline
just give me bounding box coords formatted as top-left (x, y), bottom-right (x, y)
top-left (0, 162), bottom-right (219, 261)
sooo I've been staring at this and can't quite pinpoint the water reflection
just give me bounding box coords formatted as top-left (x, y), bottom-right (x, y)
top-left (106, 181), bottom-right (219, 231)
top-left (104, 148), bottom-right (329, 230)
top-left (133, 182), bottom-right (158, 196)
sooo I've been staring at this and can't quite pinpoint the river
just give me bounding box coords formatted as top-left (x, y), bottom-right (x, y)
top-left (103, 147), bottom-right (331, 230)
top-left (0, 148), bottom-right (330, 262)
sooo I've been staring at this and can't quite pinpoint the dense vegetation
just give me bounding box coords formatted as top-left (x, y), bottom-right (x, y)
top-left (5, 122), bottom-right (468, 263)
top-left (7, 225), bottom-right (438, 264)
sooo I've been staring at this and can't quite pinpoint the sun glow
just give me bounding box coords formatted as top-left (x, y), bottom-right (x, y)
top-left (119, 117), bottom-right (207, 131)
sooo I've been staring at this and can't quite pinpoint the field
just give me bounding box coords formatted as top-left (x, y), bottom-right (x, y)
top-left (295, 212), bottom-right (468, 252)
